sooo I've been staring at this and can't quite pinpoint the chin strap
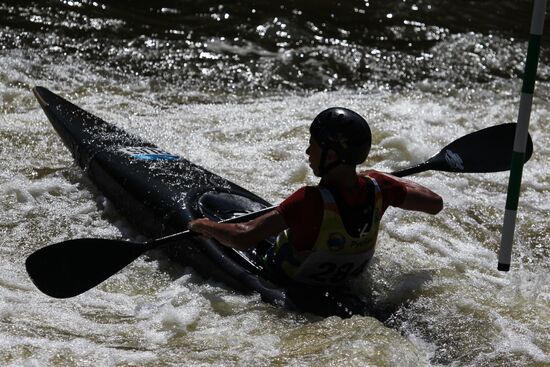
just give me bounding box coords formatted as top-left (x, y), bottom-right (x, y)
top-left (319, 148), bottom-right (342, 176)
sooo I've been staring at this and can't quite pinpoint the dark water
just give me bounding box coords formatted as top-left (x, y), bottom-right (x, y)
top-left (1, 0), bottom-right (548, 96)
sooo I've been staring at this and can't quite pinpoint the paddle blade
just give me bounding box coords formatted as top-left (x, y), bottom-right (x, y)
top-left (392, 123), bottom-right (533, 177)
top-left (25, 238), bottom-right (148, 298)
top-left (428, 123), bottom-right (533, 173)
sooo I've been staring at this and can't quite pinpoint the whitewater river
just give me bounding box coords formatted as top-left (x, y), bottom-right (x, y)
top-left (0, 1), bottom-right (549, 366)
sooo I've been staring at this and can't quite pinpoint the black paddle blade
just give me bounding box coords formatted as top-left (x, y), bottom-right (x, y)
top-left (25, 238), bottom-right (148, 298)
top-left (392, 123), bottom-right (534, 177)
top-left (428, 123), bottom-right (533, 173)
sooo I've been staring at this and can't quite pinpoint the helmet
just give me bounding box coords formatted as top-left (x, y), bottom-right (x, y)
top-left (310, 107), bottom-right (371, 165)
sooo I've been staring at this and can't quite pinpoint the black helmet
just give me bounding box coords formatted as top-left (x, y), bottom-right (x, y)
top-left (310, 107), bottom-right (371, 165)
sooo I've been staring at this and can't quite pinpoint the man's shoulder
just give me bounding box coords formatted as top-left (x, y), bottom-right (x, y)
top-left (278, 185), bottom-right (323, 229)
top-left (362, 171), bottom-right (403, 188)
top-left (360, 170), bottom-right (407, 208)
top-left (284, 185), bottom-right (321, 204)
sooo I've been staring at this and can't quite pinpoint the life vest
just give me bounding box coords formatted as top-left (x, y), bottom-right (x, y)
top-left (264, 176), bottom-right (383, 286)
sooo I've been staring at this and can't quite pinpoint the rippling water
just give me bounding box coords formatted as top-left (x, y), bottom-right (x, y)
top-left (1, 1), bottom-right (549, 366)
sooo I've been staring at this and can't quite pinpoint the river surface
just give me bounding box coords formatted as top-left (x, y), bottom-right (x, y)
top-left (0, 1), bottom-right (549, 366)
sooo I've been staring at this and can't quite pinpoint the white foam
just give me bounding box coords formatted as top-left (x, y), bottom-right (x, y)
top-left (1, 54), bottom-right (549, 365)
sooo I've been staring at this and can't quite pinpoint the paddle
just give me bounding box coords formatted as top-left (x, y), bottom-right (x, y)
top-left (391, 123), bottom-right (533, 177)
top-left (25, 206), bottom-right (276, 298)
top-left (25, 123), bottom-right (534, 298)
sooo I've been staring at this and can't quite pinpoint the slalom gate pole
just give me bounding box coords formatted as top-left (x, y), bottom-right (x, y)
top-left (498, 0), bottom-right (547, 271)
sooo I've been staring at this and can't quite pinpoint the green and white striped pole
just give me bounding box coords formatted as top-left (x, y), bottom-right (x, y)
top-left (498, 0), bottom-right (546, 271)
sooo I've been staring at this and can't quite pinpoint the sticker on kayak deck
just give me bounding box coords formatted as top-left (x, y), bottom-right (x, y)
top-left (119, 147), bottom-right (180, 161)
top-left (444, 149), bottom-right (464, 170)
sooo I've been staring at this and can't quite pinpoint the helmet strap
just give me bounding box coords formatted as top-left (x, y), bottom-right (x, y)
top-left (319, 148), bottom-right (342, 176)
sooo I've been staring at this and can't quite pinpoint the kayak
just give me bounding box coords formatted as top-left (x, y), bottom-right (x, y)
top-left (33, 86), bottom-right (369, 318)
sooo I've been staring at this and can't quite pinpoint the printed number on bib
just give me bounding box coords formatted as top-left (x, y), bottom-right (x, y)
top-left (293, 251), bottom-right (374, 285)
top-left (308, 261), bottom-right (367, 283)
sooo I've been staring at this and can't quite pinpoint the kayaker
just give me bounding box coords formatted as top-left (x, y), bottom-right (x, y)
top-left (188, 107), bottom-right (443, 286)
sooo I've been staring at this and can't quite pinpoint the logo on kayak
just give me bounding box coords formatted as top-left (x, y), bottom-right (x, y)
top-left (119, 147), bottom-right (180, 161)
top-left (444, 149), bottom-right (464, 171)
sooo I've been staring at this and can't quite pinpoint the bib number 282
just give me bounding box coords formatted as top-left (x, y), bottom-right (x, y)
top-left (308, 260), bottom-right (367, 283)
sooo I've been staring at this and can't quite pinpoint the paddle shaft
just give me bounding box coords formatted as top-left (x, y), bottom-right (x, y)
top-left (150, 205), bottom-right (277, 248)
top-left (391, 162), bottom-right (429, 177)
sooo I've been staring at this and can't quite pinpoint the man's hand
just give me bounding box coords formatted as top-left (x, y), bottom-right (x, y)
top-left (188, 218), bottom-right (213, 237)
top-left (187, 210), bottom-right (287, 251)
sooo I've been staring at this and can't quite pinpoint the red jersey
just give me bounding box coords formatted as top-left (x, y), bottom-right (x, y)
top-left (276, 172), bottom-right (406, 252)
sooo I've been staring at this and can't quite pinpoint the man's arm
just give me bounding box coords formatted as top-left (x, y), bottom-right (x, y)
top-left (395, 176), bottom-right (443, 214)
top-left (360, 170), bottom-right (443, 215)
top-left (187, 209), bottom-right (288, 250)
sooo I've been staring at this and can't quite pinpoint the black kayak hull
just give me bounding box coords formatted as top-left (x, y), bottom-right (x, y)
top-left (33, 86), bottom-right (368, 317)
